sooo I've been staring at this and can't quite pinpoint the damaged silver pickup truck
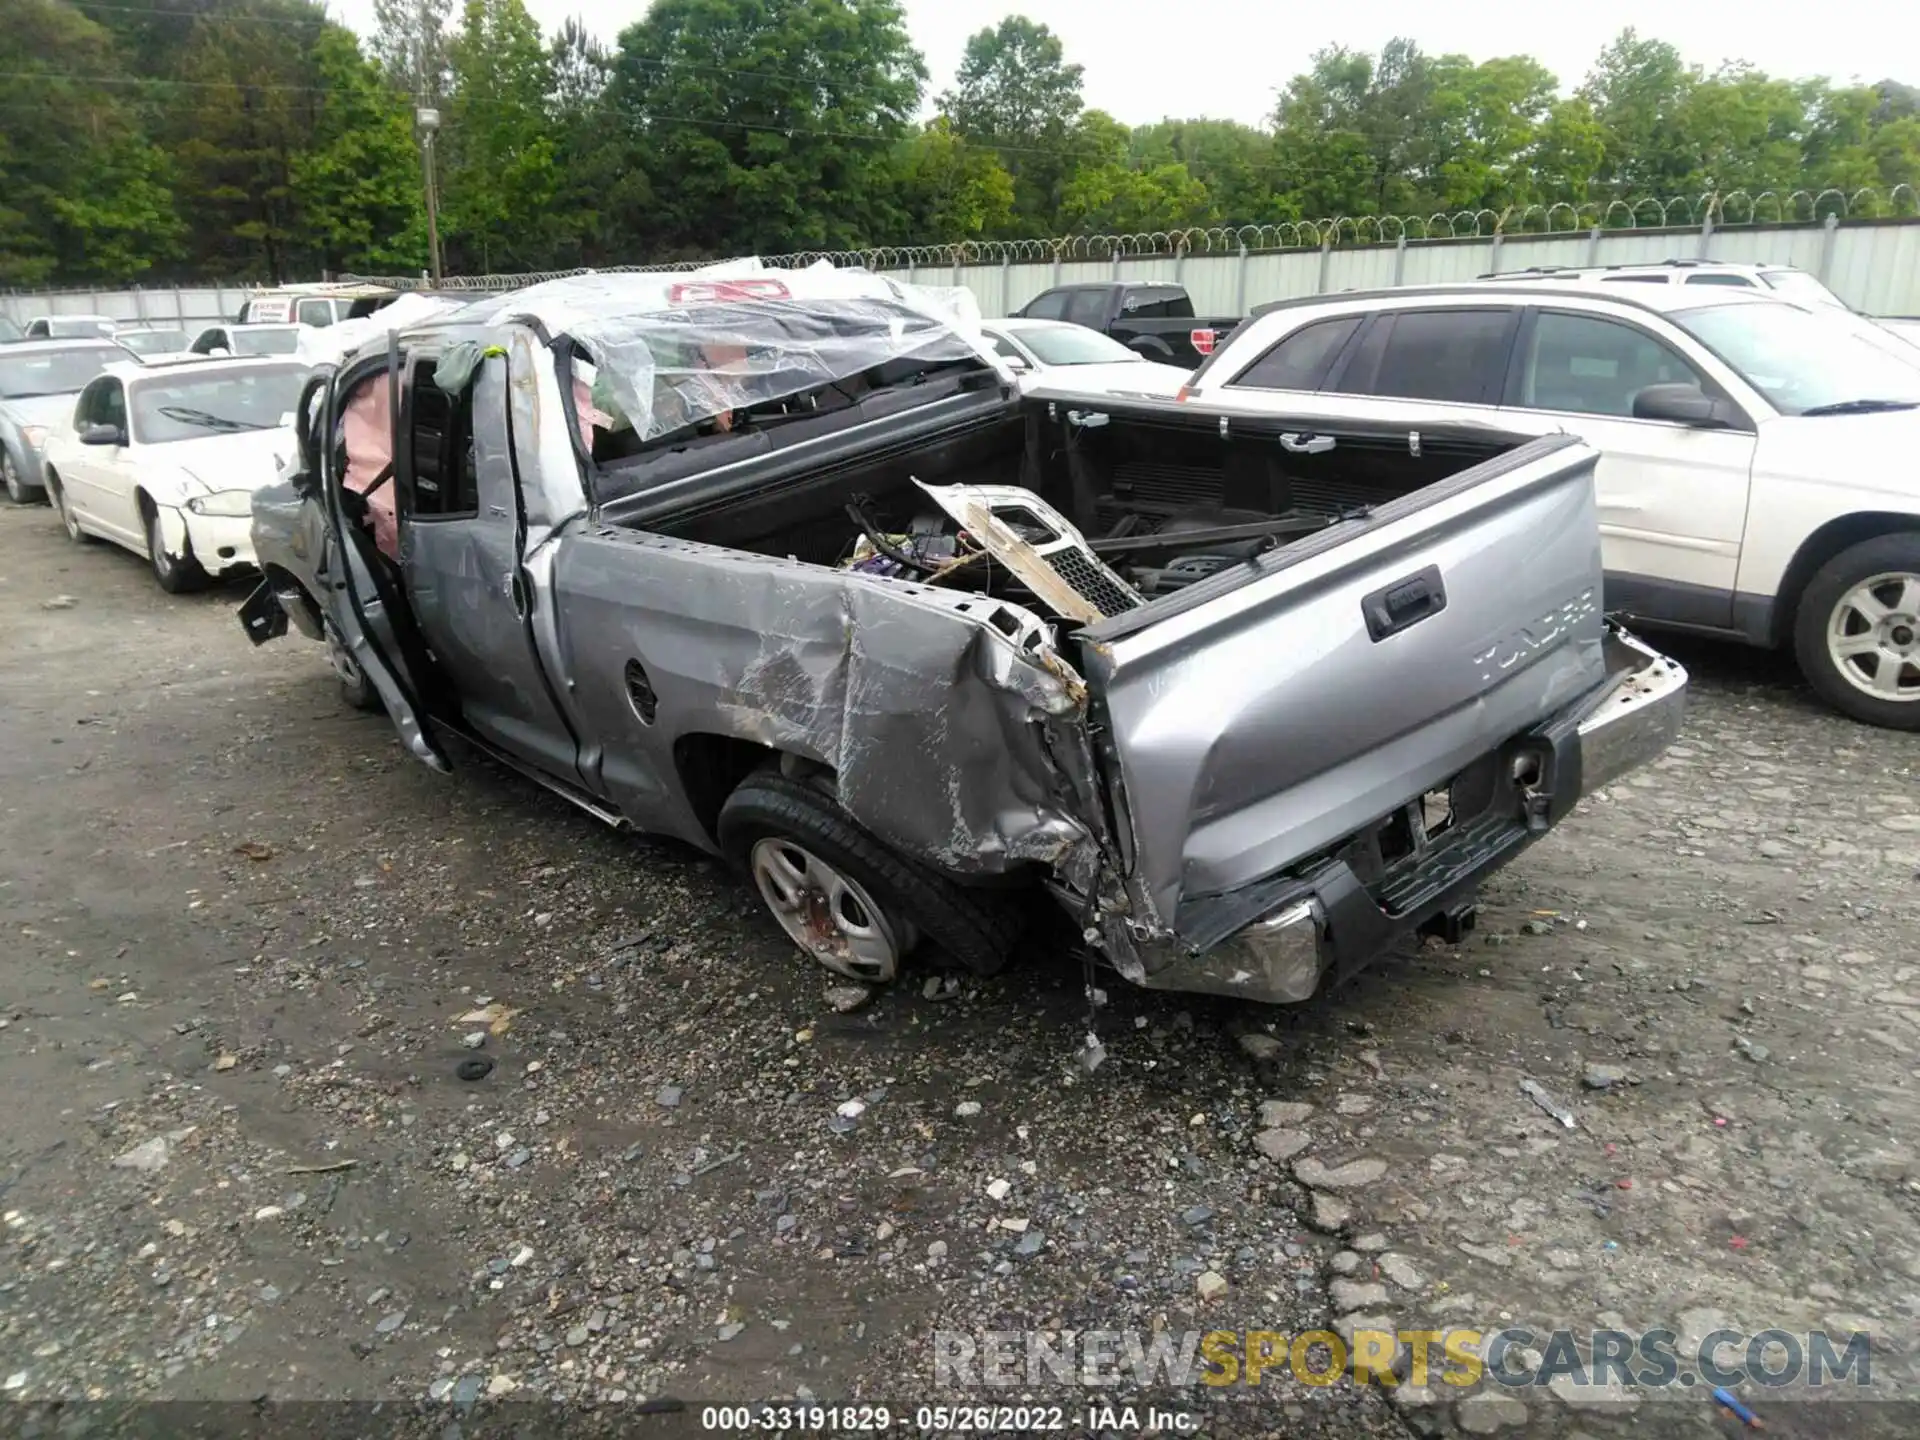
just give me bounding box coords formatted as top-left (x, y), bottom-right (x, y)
top-left (238, 265), bottom-right (1686, 1005)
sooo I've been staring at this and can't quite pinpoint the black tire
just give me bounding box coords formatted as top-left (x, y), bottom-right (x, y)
top-left (325, 621), bottom-right (382, 712)
top-left (717, 769), bottom-right (1024, 978)
top-left (144, 504), bottom-right (209, 594)
top-left (46, 473), bottom-right (91, 544)
top-left (1792, 532), bottom-right (1920, 730)
top-left (2, 448), bottom-right (37, 505)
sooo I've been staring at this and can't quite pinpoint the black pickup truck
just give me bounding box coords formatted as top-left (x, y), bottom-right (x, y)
top-left (1011, 282), bottom-right (1241, 369)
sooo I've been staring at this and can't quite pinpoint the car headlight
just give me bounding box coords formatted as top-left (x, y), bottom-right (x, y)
top-left (184, 489), bottom-right (256, 518)
top-left (20, 424), bottom-right (47, 451)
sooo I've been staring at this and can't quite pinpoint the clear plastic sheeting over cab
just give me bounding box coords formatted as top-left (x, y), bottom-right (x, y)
top-left (452, 261), bottom-right (990, 446)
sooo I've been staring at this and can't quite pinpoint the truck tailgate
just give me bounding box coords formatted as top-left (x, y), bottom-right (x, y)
top-left (1075, 433), bottom-right (1608, 928)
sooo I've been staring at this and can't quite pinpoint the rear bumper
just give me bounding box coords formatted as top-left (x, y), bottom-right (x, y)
top-left (1126, 624), bottom-right (1686, 1005)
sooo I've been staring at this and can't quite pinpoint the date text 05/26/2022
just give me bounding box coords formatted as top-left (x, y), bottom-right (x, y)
top-left (697, 1404), bottom-right (1198, 1432)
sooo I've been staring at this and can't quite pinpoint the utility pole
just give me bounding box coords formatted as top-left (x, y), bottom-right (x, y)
top-left (413, 3), bottom-right (444, 286)
top-left (417, 106), bottom-right (444, 285)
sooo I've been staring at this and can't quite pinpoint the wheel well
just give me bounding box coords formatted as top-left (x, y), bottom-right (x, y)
top-left (673, 734), bottom-right (782, 847)
top-left (135, 488), bottom-right (156, 523)
top-left (1771, 513), bottom-right (1920, 646)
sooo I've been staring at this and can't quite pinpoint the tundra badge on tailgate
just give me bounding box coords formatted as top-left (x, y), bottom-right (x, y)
top-left (1472, 589), bottom-right (1600, 681)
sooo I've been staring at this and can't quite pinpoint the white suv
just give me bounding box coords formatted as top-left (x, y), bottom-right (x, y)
top-left (1479, 259), bottom-right (1848, 309)
top-left (1176, 281), bottom-right (1920, 728)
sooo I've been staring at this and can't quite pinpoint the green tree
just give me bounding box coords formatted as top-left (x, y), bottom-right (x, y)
top-left (1528, 97), bottom-right (1611, 207)
top-left (1679, 65), bottom-right (1809, 194)
top-left (158, 0), bottom-right (342, 280)
top-left (291, 27), bottom-right (426, 274)
top-left (1129, 119), bottom-right (1289, 224)
top-left (1425, 56), bottom-right (1561, 211)
top-left (1578, 29), bottom-right (1700, 194)
top-left (371, 0), bottom-right (453, 105)
top-left (0, 0), bottom-right (183, 285)
top-left (442, 0), bottom-right (559, 273)
top-left (1057, 111), bottom-right (1209, 233)
top-left (1272, 40), bottom-right (1444, 215)
top-left (941, 17), bottom-right (1084, 229)
top-left (543, 17), bottom-right (652, 265)
top-left (608, 0), bottom-right (924, 256)
top-left (893, 118), bottom-right (1016, 240)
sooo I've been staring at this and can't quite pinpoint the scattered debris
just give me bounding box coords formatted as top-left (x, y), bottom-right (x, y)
top-left (1195, 1270), bottom-right (1229, 1301)
top-left (1520, 1078), bottom-right (1577, 1128)
top-left (112, 1132), bottom-right (190, 1173)
top-left (824, 985), bottom-right (873, 1014)
top-left (1582, 1062), bottom-right (1629, 1090)
top-left (455, 1057), bottom-right (493, 1081)
top-left (41, 595), bottom-right (77, 611)
top-left (1253, 1127), bottom-right (1311, 1162)
top-left (1237, 1033), bottom-right (1282, 1062)
top-left (286, 1159), bottom-right (357, 1175)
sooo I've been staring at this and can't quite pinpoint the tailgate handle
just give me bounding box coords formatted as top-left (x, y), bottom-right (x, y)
top-left (1363, 565), bottom-right (1447, 642)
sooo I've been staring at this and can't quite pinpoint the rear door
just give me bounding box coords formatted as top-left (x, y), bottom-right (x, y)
top-left (1067, 402), bottom-right (1608, 932)
top-left (395, 348), bottom-right (583, 784)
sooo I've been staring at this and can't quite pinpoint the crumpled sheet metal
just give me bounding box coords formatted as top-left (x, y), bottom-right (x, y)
top-left (462, 260), bottom-right (987, 447)
top-left (554, 526), bottom-right (1091, 876)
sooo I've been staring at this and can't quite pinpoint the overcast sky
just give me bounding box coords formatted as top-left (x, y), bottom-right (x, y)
top-left (330, 0), bottom-right (1918, 128)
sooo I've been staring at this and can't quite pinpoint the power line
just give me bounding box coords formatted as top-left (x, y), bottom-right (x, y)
top-left (58, 0), bottom-right (330, 25)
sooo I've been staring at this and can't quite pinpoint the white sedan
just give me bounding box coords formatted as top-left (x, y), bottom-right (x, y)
top-left (981, 317), bottom-right (1193, 396)
top-left (41, 358), bottom-right (306, 592)
top-left (188, 323), bottom-right (304, 358)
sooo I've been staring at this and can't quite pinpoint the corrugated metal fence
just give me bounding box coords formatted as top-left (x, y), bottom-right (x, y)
top-left (8, 215), bottom-right (1920, 327)
top-left (0, 278), bottom-right (263, 332)
top-left (878, 217), bottom-right (1920, 319)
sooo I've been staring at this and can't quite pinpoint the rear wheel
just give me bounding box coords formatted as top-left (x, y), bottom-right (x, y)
top-left (1792, 533), bottom-right (1920, 730)
top-left (145, 505), bottom-right (208, 594)
top-left (717, 770), bottom-right (1023, 983)
top-left (325, 621), bottom-right (382, 712)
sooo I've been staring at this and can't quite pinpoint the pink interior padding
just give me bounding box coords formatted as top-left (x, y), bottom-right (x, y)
top-left (341, 375), bottom-right (398, 560)
top-left (574, 375), bottom-right (611, 449)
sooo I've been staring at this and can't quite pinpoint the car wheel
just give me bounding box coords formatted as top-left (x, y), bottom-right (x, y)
top-left (325, 621), bottom-right (382, 712)
top-left (1792, 533), bottom-right (1920, 730)
top-left (145, 505), bottom-right (208, 594)
top-left (717, 770), bottom-right (1024, 983)
top-left (47, 474), bottom-right (90, 544)
top-left (2, 449), bottom-right (34, 505)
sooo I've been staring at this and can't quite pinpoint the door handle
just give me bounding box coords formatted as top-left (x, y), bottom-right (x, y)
top-left (1279, 432), bottom-right (1335, 454)
top-left (1362, 565), bottom-right (1447, 642)
top-left (509, 571), bottom-right (531, 619)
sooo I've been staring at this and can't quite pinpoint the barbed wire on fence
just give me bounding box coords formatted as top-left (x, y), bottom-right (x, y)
top-left (9, 184), bottom-right (1915, 300)
top-left (329, 184), bottom-right (1919, 293)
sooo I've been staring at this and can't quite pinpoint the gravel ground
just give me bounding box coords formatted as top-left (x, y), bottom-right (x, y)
top-left (3, 501), bottom-right (1919, 1440)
